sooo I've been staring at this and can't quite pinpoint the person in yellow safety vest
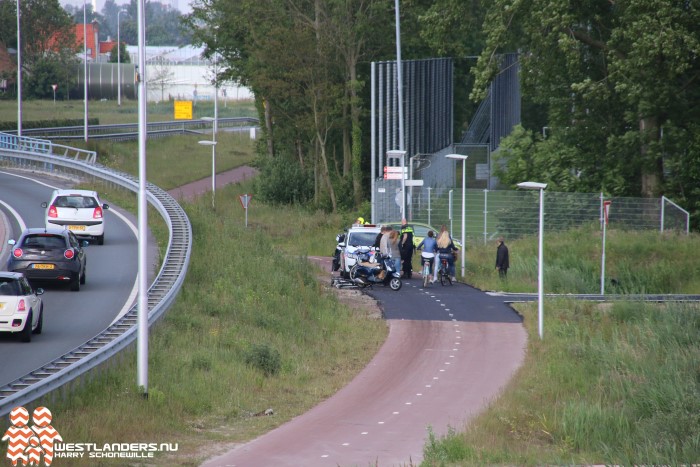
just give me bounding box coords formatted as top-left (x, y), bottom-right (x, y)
top-left (355, 217), bottom-right (368, 225)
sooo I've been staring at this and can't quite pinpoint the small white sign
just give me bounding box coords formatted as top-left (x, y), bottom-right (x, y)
top-left (476, 164), bottom-right (489, 180)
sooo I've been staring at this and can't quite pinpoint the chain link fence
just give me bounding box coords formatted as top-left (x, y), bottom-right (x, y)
top-left (374, 185), bottom-right (689, 243)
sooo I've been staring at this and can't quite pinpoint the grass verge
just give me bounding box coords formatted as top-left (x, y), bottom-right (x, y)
top-left (422, 298), bottom-right (700, 465)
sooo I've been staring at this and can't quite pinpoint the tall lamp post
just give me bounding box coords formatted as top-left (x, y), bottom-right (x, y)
top-left (517, 181), bottom-right (548, 339)
top-left (199, 116), bottom-right (217, 209)
top-left (83, 0), bottom-right (88, 142)
top-left (16, 0), bottom-right (22, 136)
top-left (117, 9), bottom-right (126, 106)
top-left (446, 154), bottom-right (468, 278)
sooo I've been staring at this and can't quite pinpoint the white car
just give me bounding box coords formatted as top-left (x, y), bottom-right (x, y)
top-left (42, 189), bottom-right (109, 245)
top-left (0, 272), bottom-right (44, 342)
top-left (339, 224), bottom-right (382, 278)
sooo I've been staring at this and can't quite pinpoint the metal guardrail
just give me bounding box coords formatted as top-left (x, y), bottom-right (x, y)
top-left (0, 134), bottom-right (192, 417)
top-left (0, 133), bottom-right (96, 163)
top-left (6, 117), bottom-right (259, 142)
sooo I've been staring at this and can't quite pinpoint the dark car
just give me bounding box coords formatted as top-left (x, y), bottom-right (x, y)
top-left (6, 228), bottom-right (88, 291)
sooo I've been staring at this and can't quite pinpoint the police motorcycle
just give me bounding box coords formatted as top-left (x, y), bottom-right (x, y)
top-left (348, 247), bottom-right (402, 291)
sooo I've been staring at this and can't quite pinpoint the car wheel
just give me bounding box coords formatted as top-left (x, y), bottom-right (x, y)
top-left (96, 234), bottom-right (104, 245)
top-left (33, 306), bottom-right (43, 335)
top-left (70, 274), bottom-right (81, 292)
top-left (20, 312), bottom-right (32, 342)
top-left (80, 267), bottom-right (86, 285)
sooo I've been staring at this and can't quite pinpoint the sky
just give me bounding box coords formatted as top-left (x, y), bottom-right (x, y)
top-left (61, 0), bottom-right (190, 15)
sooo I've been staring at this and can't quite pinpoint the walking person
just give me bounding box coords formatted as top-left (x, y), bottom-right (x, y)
top-left (399, 219), bottom-right (415, 279)
top-left (386, 229), bottom-right (402, 274)
top-left (495, 237), bottom-right (509, 279)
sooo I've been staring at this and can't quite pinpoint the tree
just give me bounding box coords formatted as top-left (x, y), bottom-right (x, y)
top-left (108, 41), bottom-right (130, 63)
top-left (2, 0), bottom-right (79, 98)
top-left (473, 0), bottom-right (700, 202)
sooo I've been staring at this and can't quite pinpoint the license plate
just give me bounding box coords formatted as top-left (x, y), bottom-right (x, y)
top-left (68, 225), bottom-right (86, 231)
top-left (33, 264), bottom-right (55, 270)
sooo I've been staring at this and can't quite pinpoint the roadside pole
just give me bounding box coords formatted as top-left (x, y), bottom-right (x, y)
top-left (239, 194), bottom-right (252, 227)
top-left (601, 200), bottom-right (611, 295)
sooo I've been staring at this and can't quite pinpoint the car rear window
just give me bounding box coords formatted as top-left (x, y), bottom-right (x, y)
top-left (0, 279), bottom-right (21, 296)
top-left (54, 195), bottom-right (98, 209)
top-left (347, 231), bottom-right (379, 246)
top-left (21, 234), bottom-right (67, 249)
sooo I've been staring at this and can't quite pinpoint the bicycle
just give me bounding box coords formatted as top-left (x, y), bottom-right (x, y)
top-left (421, 253), bottom-right (435, 288)
top-left (438, 254), bottom-right (453, 286)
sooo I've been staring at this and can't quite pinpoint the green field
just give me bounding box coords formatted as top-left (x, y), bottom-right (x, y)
top-left (2, 99), bottom-right (699, 465)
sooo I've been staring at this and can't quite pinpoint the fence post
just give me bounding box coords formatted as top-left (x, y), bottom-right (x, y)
top-left (599, 192), bottom-right (604, 230)
top-left (660, 196), bottom-right (665, 233)
top-left (483, 189), bottom-right (488, 244)
top-left (448, 189), bottom-right (453, 238)
top-left (427, 187), bottom-right (432, 226)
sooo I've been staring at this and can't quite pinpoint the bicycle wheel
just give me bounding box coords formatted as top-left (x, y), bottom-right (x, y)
top-left (423, 262), bottom-right (430, 287)
top-left (439, 266), bottom-right (448, 286)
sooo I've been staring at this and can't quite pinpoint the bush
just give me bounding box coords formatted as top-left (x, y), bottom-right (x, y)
top-left (244, 343), bottom-right (281, 377)
top-left (254, 156), bottom-right (313, 205)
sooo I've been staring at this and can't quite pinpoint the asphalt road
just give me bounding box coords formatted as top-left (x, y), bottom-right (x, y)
top-left (202, 258), bottom-right (527, 467)
top-left (0, 170), bottom-right (143, 386)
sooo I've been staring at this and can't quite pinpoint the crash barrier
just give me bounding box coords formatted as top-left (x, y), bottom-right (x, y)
top-left (0, 136), bottom-right (192, 417)
top-left (5, 117), bottom-right (259, 143)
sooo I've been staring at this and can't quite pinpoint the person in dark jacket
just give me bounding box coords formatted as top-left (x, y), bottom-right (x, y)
top-left (495, 237), bottom-right (509, 279)
top-left (399, 219), bottom-right (415, 279)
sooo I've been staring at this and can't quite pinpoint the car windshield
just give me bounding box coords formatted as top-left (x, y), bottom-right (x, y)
top-left (54, 195), bottom-right (97, 209)
top-left (0, 279), bottom-right (21, 296)
top-left (22, 234), bottom-right (66, 249)
top-left (347, 231), bottom-right (378, 246)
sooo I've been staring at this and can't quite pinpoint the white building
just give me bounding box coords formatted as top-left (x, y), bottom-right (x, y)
top-left (125, 45), bottom-right (253, 103)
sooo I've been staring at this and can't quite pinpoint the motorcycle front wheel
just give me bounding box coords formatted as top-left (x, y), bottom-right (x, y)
top-left (389, 277), bottom-right (402, 291)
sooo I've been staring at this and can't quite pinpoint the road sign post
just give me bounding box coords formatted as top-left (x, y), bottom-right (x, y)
top-left (239, 193), bottom-right (252, 227)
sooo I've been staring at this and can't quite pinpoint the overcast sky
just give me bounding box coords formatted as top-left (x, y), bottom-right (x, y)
top-left (61, 0), bottom-right (190, 15)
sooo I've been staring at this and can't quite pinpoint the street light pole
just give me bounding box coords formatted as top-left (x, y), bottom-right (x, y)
top-left (517, 181), bottom-right (548, 339)
top-left (199, 116), bottom-right (217, 209)
top-left (16, 0), bottom-right (22, 136)
top-left (83, 0), bottom-right (88, 142)
top-left (117, 9), bottom-right (125, 106)
top-left (446, 154), bottom-right (468, 278)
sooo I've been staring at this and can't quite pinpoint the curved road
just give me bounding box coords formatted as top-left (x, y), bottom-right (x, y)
top-left (0, 170), bottom-right (142, 386)
top-left (202, 256), bottom-right (527, 467)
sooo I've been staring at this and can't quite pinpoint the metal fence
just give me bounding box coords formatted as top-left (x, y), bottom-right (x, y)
top-left (375, 187), bottom-right (689, 242)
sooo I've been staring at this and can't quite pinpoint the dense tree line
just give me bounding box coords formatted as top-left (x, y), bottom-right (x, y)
top-left (0, 0), bottom-right (78, 99)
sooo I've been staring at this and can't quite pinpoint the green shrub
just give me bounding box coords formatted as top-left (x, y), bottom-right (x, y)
top-left (244, 343), bottom-right (281, 376)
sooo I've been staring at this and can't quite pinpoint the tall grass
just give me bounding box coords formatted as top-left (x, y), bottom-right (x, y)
top-left (421, 299), bottom-right (700, 465)
top-left (464, 227), bottom-right (700, 294)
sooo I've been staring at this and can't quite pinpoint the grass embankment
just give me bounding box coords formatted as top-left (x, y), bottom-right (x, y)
top-left (423, 299), bottom-right (700, 465)
top-left (5, 99), bottom-right (700, 465)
